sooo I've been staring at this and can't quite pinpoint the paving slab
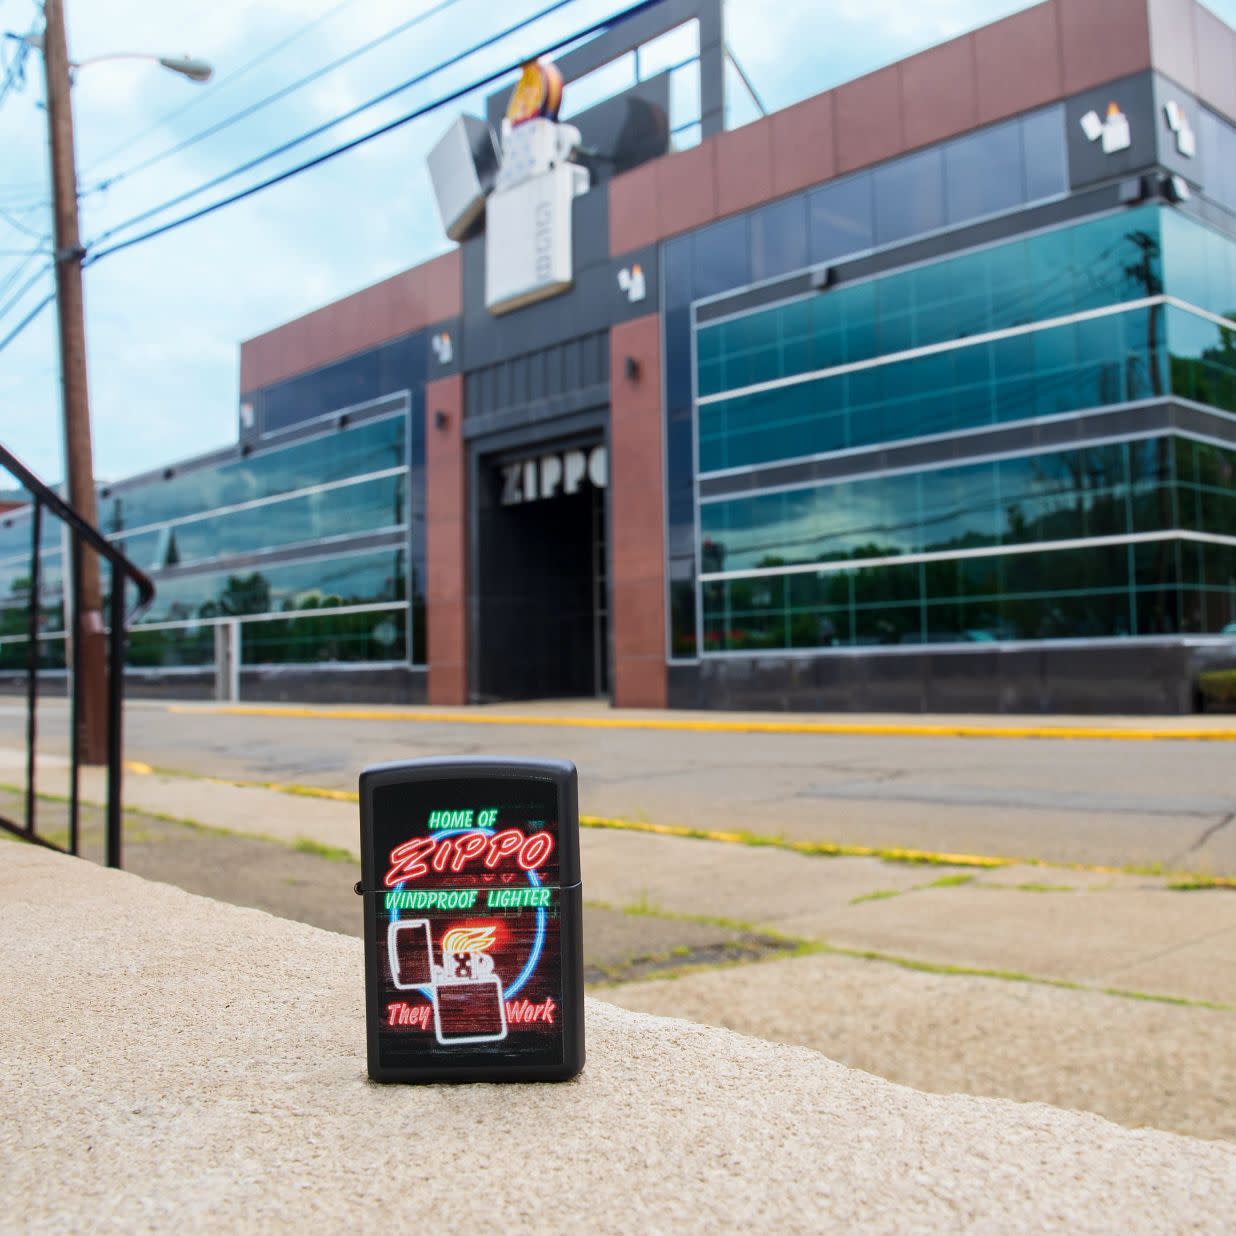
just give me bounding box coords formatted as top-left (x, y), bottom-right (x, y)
top-left (579, 826), bottom-right (931, 923)
top-left (783, 886), bottom-right (1236, 1006)
top-left (602, 951), bottom-right (1236, 1145)
top-left (2, 844), bottom-right (1233, 1233)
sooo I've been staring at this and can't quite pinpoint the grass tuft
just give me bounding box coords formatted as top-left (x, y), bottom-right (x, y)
top-left (850, 888), bottom-right (903, 905)
top-left (291, 837), bottom-right (356, 863)
top-left (924, 873), bottom-right (975, 889)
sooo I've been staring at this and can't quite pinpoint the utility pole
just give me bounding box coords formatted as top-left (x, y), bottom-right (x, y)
top-left (42, 0), bottom-right (108, 764)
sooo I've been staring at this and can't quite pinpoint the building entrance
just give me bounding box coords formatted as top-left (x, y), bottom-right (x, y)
top-left (476, 441), bottom-right (609, 701)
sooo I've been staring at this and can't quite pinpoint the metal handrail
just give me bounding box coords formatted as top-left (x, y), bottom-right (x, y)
top-left (0, 440), bottom-right (155, 867)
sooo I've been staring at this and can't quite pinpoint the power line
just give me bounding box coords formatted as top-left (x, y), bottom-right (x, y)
top-left (0, 205), bottom-right (43, 240)
top-left (84, 0), bottom-right (649, 266)
top-left (88, 0), bottom-right (586, 250)
top-left (3, 0), bottom-right (655, 352)
top-left (0, 262), bottom-right (50, 324)
top-left (85, 0), bottom-right (465, 196)
top-left (81, 0), bottom-right (363, 177)
top-left (0, 28), bottom-right (33, 109)
top-left (0, 289), bottom-right (52, 353)
top-left (0, 238), bottom-right (48, 302)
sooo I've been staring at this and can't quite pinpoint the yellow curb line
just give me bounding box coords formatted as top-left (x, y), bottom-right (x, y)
top-left (166, 773), bottom-right (1236, 884)
top-left (39, 769), bottom-right (1236, 887)
top-left (165, 703), bottom-right (1236, 742)
top-left (580, 814), bottom-right (1019, 870)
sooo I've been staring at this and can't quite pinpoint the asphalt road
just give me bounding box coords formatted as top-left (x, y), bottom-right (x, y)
top-left (5, 699), bottom-right (1234, 874)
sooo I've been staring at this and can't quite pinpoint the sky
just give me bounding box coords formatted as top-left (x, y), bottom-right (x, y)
top-left (0, 0), bottom-right (1234, 487)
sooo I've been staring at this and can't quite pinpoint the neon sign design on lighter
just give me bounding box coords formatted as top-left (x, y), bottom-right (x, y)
top-left (389, 826), bottom-right (547, 1000)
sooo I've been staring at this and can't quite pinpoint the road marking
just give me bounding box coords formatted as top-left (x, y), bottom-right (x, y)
top-left (165, 704), bottom-right (1236, 742)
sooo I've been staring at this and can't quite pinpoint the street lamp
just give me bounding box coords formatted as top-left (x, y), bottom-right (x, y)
top-left (25, 0), bottom-right (213, 764)
top-left (72, 52), bottom-right (214, 83)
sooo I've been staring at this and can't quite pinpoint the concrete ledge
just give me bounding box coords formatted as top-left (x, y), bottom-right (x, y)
top-left (2, 845), bottom-right (1233, 1231)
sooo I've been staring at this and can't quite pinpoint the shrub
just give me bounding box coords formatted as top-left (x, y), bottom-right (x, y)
top-left (1198, 669), bottom-right (1236, 707)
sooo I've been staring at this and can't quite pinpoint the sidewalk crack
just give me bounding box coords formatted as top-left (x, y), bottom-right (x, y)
top-left (1170, 811), bottom-right (1235, 867)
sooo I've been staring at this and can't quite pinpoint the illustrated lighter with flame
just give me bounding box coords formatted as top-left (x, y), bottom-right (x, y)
top-left (433, 923), bottom-right (507, 1047)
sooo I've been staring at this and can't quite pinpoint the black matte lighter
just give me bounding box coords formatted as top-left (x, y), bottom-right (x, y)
top-left (359, 757), bottom-right (585, 1083)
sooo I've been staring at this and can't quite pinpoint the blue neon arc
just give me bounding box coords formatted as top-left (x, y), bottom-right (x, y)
top-left (390, 826), bottom-right (547, 1000)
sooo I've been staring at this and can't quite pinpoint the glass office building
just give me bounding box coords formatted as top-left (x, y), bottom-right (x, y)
top-left (3, 0), bottom-right (1234, 710)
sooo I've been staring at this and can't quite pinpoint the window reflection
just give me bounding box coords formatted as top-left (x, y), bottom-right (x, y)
top-left (701, 438), bottom-right (1228, 574)
top-left (698, 304), bottom-right (1165, 472)
top-left (874, 148), bottom-right (945, 246)
top-left (702, 538), bottom-right (1236, 651)
top-left (136, 548), bottom-right (406, 625)
top-left (114, 474), bottom-right (406, 572)
top-left (809, 174), bottom-right (874, 263)
top-left (105, 413), bottom-right (407, 534)
top-left (944, 120), bottom-right (1022, 223)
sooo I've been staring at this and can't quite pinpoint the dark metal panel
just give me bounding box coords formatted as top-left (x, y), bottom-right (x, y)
top-left (566, 76), bottom-right (671, 188)
top-left (1064, 71), bottom-right (1158, 189)
top-left (573, 183), bottom-right (612, 271)
top-left (460, 245), bottom-right (657, 375)
top-left (667, 642), bottom-right (1210, 714)
top-left (468, 407), bottom-right (608, 457)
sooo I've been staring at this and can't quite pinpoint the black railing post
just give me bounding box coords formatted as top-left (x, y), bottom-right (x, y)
top-left (105, 558), bottom-right (124, 869)
top-left (68, 533), bottom-right (82, 856)
top-left (0, 441), bottom-right (153, 864)
top-left (24, 500), bottom-right (42, 838)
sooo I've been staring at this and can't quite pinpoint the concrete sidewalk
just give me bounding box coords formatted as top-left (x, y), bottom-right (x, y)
top-left (2, 843), bottom-right (1232, 1232)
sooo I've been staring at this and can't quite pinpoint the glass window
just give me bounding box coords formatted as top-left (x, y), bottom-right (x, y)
top-left (692, 215), bottom-right (750, 299)
top-left (115, 473), bottom-right (406, 572)
top-left (106, 413), bottom-right (408, 534)
top-left (136, 547), bottom-right (406, 625)
top-left (259, 333), bottom-right (423, 434)
top-left (694, 205), bottom-right (1196, 472)
top-left (0, 505), bottom-right (60, 561)
top-left (698, 303), bottom-right (1173, 473)
top-left (944, 120), bottom-right (1023, 224)
top-left (1168, 305), bottom-right (1236, 413)
top-left (241, 609), bottom-right (407, 665)
top-left (1198, 107), bottom-right (1236, 216)
top-left (1020, 104), bottom-right (1067, 202)
top-left (699, 438), bottom-right (1219, 575)
top-left (698, 534), bottom-right (1236, 653)
top-left (750, 196), bottom-right (808, 284)
top-left (874, 148), bottom-right (945, 246)
top-left (808, 173), bottom-right (874, 264)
